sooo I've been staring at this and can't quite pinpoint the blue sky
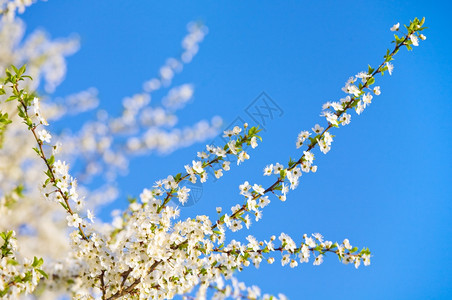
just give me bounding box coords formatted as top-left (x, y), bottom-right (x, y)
top-left (23, 1), bottom-right (451, 299)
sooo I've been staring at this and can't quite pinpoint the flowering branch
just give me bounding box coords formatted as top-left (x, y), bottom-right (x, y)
top-left (108, 124), bottom-right (260, 239)
top-left (2, 66), bottom-right (90, 241)
top-left (0, 230), bottom-right (46, 298)
top-left (0, 17), bottom-right (427, 300)
top-left (211, 17), bottom-right (427, 235)
top-left (103, 18), bottom-right (427, 300)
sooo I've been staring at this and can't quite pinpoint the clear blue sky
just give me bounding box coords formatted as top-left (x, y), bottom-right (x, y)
top-left (23, 1), bottom-right (451, 299)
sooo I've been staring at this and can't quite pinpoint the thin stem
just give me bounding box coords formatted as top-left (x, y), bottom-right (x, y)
top-left (12, 82), bottom-right (88, 241)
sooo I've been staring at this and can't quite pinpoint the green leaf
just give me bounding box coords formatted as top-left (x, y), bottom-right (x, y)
top-left (5, 68), bottom-right (12, 79)
top-left (25, 117), bottom-right (33, 128)
top-left (18, 65), bottom-right (26, 77)
top-left (14, 185), bottom-right (24, 197)
top-left (21, 271), bottom-right (33, 282)
top-left (47, 155), bottom-right (55, 166)
top-left (32, 256), bottom-right (44, 268)
top-left (393, 34), bottom-right (399, 44)
top-left (350, 99), bottom-right (360, 108)
top-left (59, 201), bottom-right (68, 211)
top-left (0, 287), bottom-right (9, 297)
top-left (32, 147), bottom-right (41, 155)
top-left (279, 169), bottom-right (286, 179)
top-left (288, 157), bottom-right (296, 168)
top-left (420, 17), bottom-right (425, 26)
top-left (360, 247), bottom-right (371, 255)
top-left (308, 137), bottom-right (317, 146)
top-left (7, 259), bottom-right (18, 265)
top-left (273, 183), bottom-right (282, 191)
top-left (37, 269), bottom-right (48, 279)
top-left (6, 95), bottom-right (17, 102)
top-left (174, 173), bottom-right (182, 181)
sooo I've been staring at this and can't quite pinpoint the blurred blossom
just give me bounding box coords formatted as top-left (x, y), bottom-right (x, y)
top-left (0, 15), bottom-right (220, 292)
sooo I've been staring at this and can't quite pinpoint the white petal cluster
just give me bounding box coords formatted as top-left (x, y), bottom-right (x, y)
top-left (0, 231), bottom-right (44, 298)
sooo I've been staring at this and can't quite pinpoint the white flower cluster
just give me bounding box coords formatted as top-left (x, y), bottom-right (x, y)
top-left (196, 276), bottom-right (288, 299)
top-left (0, 230), bottom-right (45, 299)
top-left (0, 0), bottom-right (38, 21)
top-left (143, 22), bottom-right (208, 92)
top-left (62, 21), bottom-right (219, 186)
top-left (55, 199), bottom-right (365, 299)
top-left (24, 115), bottom-right (364, 298)
top-left (0, 17), bottom-right (79, 93)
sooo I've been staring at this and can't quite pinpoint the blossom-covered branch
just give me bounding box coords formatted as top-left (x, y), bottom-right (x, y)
top-left (211, 17), bottom-right (427, 236)
top-left (0, 17), bottom-right (427, 300)
top-left (0, 230), bottom-right (46, 298)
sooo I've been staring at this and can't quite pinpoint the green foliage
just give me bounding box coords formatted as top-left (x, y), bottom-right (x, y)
top-left (0, 111), bottom-right (11, 148)
top-left (0, 230), bottom-right (15, 258)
